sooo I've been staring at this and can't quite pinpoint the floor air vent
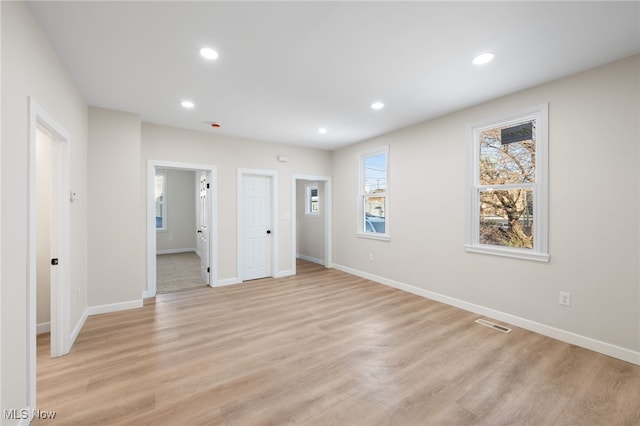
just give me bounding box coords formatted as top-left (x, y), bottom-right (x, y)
top-left (475, 318), bottom-right (512, 333)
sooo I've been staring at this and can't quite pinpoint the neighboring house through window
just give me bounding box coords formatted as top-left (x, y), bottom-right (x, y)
top-left (155, 172), bottom-right (167, 231)
top-left (358, 146), bottom-right (389, 240)
top-left (466, 104), bottom-right (549, 261)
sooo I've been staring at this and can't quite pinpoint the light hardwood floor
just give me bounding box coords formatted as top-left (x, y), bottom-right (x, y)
top-left (35, 260), bottom-right (640, 425)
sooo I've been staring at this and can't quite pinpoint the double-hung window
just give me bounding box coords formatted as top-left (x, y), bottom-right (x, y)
top-left (305, 183), bottom-right (319, 216)
top-left (466, 104), bottom-right (549, 261)
top-left (358, 146), bottom-right (389, 240)
top-left (155, 173), bottom-right (167, 231)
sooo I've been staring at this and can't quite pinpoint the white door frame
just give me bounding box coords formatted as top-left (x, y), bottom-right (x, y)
top-left (146, 160), bottom-right (217, 297)
top-left (27, 97), bottom-right (72, 410)
top-left (237, 169), bottom-right (278, 281)
top-left (291, 175), bottom-right (332, 274)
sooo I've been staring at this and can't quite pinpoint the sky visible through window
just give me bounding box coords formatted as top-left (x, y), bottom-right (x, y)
top-left (364, 153), bottom-right (387, 194)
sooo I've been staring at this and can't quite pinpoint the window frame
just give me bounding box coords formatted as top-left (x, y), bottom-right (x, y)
top-left (155, 172), bottom-right (167, 232)
top-left (305, 183), bottom-right (320, 216)
top-left (357, 145), bottom-right (390, 241)
top-left (465, 103), bottom-right (549, 262)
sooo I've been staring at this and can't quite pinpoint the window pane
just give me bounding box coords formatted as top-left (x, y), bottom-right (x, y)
top-left (479, 189), bottom-right (533, 248)
top-left (155, 204), bottom-right (164, 229)
top-left (155, 175), bottom-right (165, 202)
top-left (364, 196), bottom-right (385, 233)
top-left (479, 120), bottom-right (536, 185)
top-left (364, 153), bottom-right (387, 194)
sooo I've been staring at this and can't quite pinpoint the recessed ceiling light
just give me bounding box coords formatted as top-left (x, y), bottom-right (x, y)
top-left (181, 100), bottom-right (195, 109)
top-left (472, 52), bottom-right (495, 65)
top-left (318, 127), bottom-right (328, 134)
top-left (199, 47), bottom-right (219, 60)
top-left (371, 102), bottom-right (384, 110)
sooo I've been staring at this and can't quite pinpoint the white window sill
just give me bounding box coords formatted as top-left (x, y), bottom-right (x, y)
top-left (356, 232), bottom-right (391, 242)
top-left (465, 244), bottom-right (549, 262)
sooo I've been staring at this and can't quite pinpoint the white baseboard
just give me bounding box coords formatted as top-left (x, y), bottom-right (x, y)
top-left (141, 290), bottom-right (155, 299)
top-left (296, 254), bottom-right (325, 265)
top-left (276, 269), bottom-right (294, 278)
top-left (156, 248), bottom-right (196, 255)
top-left (213, 277), bottom-right (242, 287)
top-left (37, 322), bottom-right (50, 335)
top-left (86, 299), bottom-right (143, 316)
top-left (332, 263), bottom-right (640, 366)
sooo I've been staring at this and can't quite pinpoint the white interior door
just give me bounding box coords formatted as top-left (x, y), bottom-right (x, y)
top-left (198, 173), bottom-right (210, 284)
top-left (244, 175), bottom-right (272, 280)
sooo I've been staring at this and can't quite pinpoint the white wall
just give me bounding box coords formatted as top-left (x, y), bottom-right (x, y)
top-left (36, 129), bottom-right (52, 330)
top-left (156, 169), bottom-right (197, 253)
top-left (332, 55), bottom-right (640, 360)
top-left (1, 1), bottom-right (88, 419)
top-left (88, 107), bottom-right (144, 307)
top-left (296, 180), bottom-right (324, 263)
top-left (142, 123), bottom-right (333, 281)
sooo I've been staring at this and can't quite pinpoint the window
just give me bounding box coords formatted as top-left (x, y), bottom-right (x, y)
top-left (359, 146), bottom-right (389, 239)
top-left (155, 173), bottom-right (167, 231)
top-left (305, 183), bottom-right (319, 216)
top-left (466, 104), bottom-right (548, 261)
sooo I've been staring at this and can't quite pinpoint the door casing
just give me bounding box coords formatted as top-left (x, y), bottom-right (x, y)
top-left (146, 160), bottom-right (217, 296)
top-left (27, 97), bottom-right (72, 411)
top-left (291, 175), bottom-right (332, 274)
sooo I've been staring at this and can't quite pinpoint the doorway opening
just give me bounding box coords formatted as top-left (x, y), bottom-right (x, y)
top-left (291, 175), bottom-right (332, 275)
top-left (28, 98), bottom-right (72, 412)
top-left (146, 161), bottom-right (217, 297)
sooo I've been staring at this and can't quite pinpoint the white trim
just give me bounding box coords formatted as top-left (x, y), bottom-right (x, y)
top-left (296, 254), bottom-right (324, 265)
top-left (291, 175), bottom-right (333, 276)
top-left (356, 232), bottom-right (391, 242)
top-left (27, 97), bottom-right (73, 412)
top-left (466, 103), bottom-right (549, 261)
top-left (332, 263), bottom-right (640, 366)
top-left (147, 161), bottom-right (217, 297)
top-left (86, 300), bottom-right (143, 317)
top-left (464, 244), bottom-right (550, 262)
top-left (275, 270), bottom-right (294, 278)
top-left (156, 248), bottom-right (197, 255)
top-left (358, 145), bottom-right (390, 239)
top-left (36, 322), bottom-right (51, 335)
top-left (237, 169), bottom-right (279, 280)
top-left (213, 277), bottom-right (243, 287)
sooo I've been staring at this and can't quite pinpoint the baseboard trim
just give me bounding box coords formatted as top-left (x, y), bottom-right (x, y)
top-left (296, 254), bottom-right (325, 265)
top-left (37, 322), bottom-right (50, 335)
top-left (156, 248), bottom-right (196, 255)
top-left (87, 299), bottom-right (143, 316)
top-left (213, 277), bottom-right (242, 287)
top-left (276, 269), bottom-right (294, 278)
top-left (332, 263), bottom-right (640, 366)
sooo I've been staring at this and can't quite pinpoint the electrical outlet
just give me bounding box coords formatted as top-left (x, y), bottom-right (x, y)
top-left (559, 292), bottom-right (571, 306)
top-left (369, 253), bottom-right (374, 262)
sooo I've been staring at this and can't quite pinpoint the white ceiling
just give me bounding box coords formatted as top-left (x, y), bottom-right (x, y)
top-left (27, 1), bottom-right (640, 151)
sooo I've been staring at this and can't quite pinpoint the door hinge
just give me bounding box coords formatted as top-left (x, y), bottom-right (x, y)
top-left (206, 183), bottom-right (210, 189)
top-left (207, 267), bottom-right (210, 273)
top-left (51, 258), bottom-right (59, 266)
